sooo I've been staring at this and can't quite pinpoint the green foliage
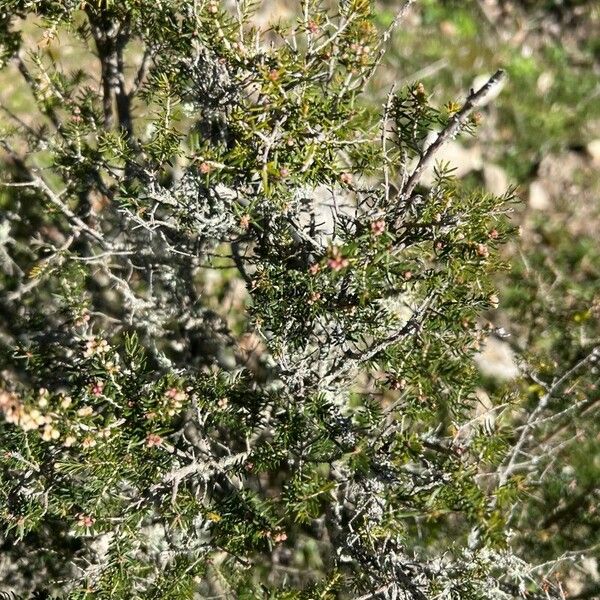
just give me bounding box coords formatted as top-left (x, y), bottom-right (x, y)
top-left (0, 1), bottom-right (593, 599)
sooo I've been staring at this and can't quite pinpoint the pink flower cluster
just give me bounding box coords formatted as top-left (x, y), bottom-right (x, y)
top-left (77, 514), bottom-right (95, 528)
top-left (83, 337), bottom-right (110, 358)
top-left (327, 247), bottom-right (349, 271)
top-left (0, 389), bottom-right (61, 440)
top-left (371, 219), bottom-right (386, 236)
top-left (164, 387), bottom-right (188, 416)
top-left (146, 433), bottom-right (163, 447)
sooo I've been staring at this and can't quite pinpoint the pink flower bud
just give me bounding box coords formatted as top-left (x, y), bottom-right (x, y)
top-left (146, 433), bottom-right (163, 448)
top-left (371, 220), bottom-right (386, 236)
top-left (327, 256), bottom-right (349, 271)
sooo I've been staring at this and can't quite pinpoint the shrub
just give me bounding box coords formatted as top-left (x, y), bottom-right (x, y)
top-left (0, 1), bottom-right (569, 598)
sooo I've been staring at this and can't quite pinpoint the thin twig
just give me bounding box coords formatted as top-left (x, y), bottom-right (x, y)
top-left (498, 346), bottom-right (599, 488)
top-left (400, 69), bottom-right (506, 200)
